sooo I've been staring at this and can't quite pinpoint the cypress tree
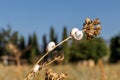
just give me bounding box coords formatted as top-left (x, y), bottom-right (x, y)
top-left (110, 33), bottom-right (120, 63)
top-left (62, 26), bottom-right (69, 63)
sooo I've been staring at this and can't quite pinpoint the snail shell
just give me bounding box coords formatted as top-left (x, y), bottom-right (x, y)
top-left (46, 42), bottom-right (56, 52)
top-left (70, 28), bottom-right (79, 36)
top-left (74, 30), bottom-right (83, 40)
top-left (33, 64), bottom-right (40, 73)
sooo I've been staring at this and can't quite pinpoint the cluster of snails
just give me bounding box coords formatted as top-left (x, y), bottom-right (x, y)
top-left (24, 27), bottom-right (83, 80)
top-left (24, 18), bottom-right (102, 80)
top-left (46, 28), bottom-right (84, 52)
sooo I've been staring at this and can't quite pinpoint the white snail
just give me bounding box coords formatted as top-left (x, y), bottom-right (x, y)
top-left (70, 28), bottom-right (79, 36)
top-left (33, 64), bottom-right (40, 73)
top-left (46, 42), bottom-right (56, 52)
top-left (74, 30), bottom-right (83, 40)
top-left (70, 28), bottom-right (83, 40)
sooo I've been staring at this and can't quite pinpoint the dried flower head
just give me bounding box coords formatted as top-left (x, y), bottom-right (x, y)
top-left (59, 73), bottom-right (67, 79)
top-left (85, 17), bottom-right (91, 24)
top-left (83, 18), bottom-right (102, 40)
top-left (24, 17), bottom-right (102, 80)
top-left (94, 25), bottom-right (102, 36)
top-left (45, 68), bottom-right (67, 80)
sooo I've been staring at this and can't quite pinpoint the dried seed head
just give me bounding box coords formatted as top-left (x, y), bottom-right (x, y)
top-left (85, 17), bottom-right (91, 24)
top-left (93, 18), bottom-right (100, 25)
top-left (74, 30), bottom-right (83, 40)
top-left (46, 42), bottom-right (56, 52)
top-left (70, 28), bottom-right (79, 36)
top-left (33, 64), bottom-right (40, 73)
top-left (95, 25), bottom-right (102, 30)
top-left (59, 73), bottom-right (67, 79)
top-left (83, 18), bottom-right (102, 40)
top-left (52, 73), bottom-right (59, 79)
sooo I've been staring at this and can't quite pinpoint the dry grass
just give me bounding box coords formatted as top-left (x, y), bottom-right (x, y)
top-left (23, 18), bottom-right (102, 80)
top-left (0, 18), bottom-right (116, 80)
top-left (0, 63), bottom-right (120, 80)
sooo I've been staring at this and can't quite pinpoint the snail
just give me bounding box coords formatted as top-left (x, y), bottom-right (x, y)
top-left (70, 28), bottom-right (79, 36)
top-left (46, 42), bottom-right (56, 52)
top-left (33, 64), bottom-right (40, 73)
top-left (74, 30), bottom-right (83, 40)
top-left (70, 28), bottom-right (83, 40)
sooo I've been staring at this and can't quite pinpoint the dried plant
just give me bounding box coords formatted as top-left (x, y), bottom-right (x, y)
top-left (45, 68), bottom-right (67, 80)
top-left (6, 43), bottom-right (22, 66)
top-left (5, 43), bottom-right (31, 66)
top-left (24, 18), bottom-right (102, 80)
top-left (83, 18), bottom-right (102, 40)
top-left (98, 59), bottom-right (107, 80)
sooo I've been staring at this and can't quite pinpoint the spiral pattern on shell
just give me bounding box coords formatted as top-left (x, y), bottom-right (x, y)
top-left (70, 28), bottom-right (83, 40)
top-left (74, 30), bottom-right (83, 40)
top-left (46, 42), bottom-right (56, 52)
top-left (70, 28), bottom-right (79, 36)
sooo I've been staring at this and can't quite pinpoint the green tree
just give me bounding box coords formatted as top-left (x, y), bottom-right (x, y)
top-left (0, 30), bottom-right (5, 56)
top-left (9, 31), bottom-right (19, 44)
top-left (110, 33), bottom-right (120, 63)
top-left (26, 33), bottom-right (41, 64)
top-left (70, 37), bottom-right (108, 62)
top-left (18, 35), bottom-right (25, 50)
top-left (49, 27), bottom-right (58, 60)
top-left (25, 35), bottom-right (33, 63)
top-left (42, 34), bottom-right (47, 53)
top-left (2, 27), bottom-right (25, 66)
top-left (42, 34), bottom-right (48, 61)
top-left (61, 26), bottom-right (69, 63)
top-left (18, 35), bottom-right (28, 60)
top-left (69, 39), bottom-right (82, 62)
top-left (49, 27), bottom-right (58, 43)
top-left (0, 27), bottom-right (12, 56)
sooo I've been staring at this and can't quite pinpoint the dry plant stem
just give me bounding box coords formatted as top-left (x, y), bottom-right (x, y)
top-left (98, 59), bottom-right (107, 80)
top-left (36, 36), bottom-right (72, 65)
top-left (45, 59), bottom-right (56, 66)
top-left (24, 36), bottom-right (72, 80)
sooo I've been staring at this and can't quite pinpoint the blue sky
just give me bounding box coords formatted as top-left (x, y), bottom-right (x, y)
top-left (0, 0), bottom-right (120, 44)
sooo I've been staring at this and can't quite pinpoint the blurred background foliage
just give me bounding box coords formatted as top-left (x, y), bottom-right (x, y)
top-left (0, 26), bottom-right (120, 65)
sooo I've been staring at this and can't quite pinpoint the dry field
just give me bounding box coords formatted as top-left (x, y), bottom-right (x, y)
top-left (0, 63), bottom-right (120, 80)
